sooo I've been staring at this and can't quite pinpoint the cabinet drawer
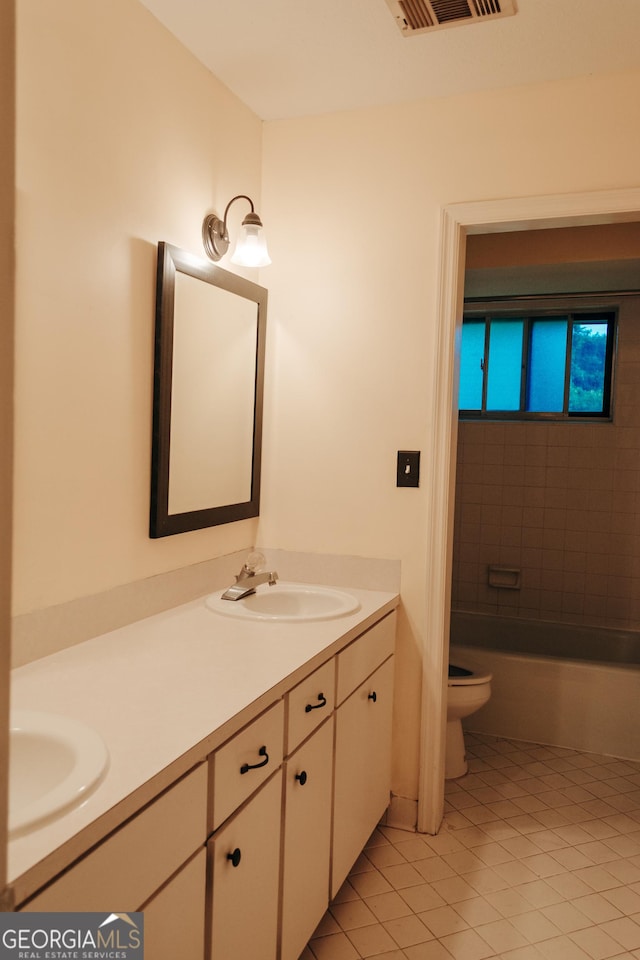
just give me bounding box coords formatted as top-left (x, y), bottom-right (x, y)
top-left (286, 658), bottom-right (335, 755)
top-left (21, 764), bottom-right (207, 912)
top-left (212, 700), bottom-right (284, 829)
top-left (336, 612), bottom-right (396, 705)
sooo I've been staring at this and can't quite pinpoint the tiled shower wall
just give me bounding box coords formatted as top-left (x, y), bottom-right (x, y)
top-left (451, 295), bottom-right (640, 630)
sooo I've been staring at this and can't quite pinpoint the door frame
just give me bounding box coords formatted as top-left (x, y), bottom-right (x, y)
top-left (417, 186), bottom-right (640, 835)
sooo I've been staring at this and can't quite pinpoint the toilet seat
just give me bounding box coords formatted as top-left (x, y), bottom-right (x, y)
top-left (448, 662), bottom-right (492, 686)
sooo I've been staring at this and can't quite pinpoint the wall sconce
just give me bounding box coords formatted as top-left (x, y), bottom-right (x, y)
top-left (202, 195), bottom-right (271, 268)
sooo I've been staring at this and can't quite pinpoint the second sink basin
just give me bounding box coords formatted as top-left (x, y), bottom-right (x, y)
top-left (9, 710), bottom-right (109, 837)
top-left (205, 582), bottom-right (361, 622)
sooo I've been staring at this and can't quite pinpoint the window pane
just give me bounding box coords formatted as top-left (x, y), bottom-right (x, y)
top-left (569, 321), bottom-right (608, 413)
top-left (486, 319), bottom-right (523, 411)
top-left (459, 321), bottom-right (484, 410)
top-left (527, 318), bottom-right (567, 412)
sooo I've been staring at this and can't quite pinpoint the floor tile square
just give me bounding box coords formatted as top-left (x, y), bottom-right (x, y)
top-left (572, 892), bottom-right (624, 923)
top-left (442, 850), bottom-right (487, 875)
top-left (399, 883), bottom-right (449, 913)
top-left (349, 868), bottom-right (394, 898)
top-left (332, 879), bottom-right (361, 903)
top-left (379, 862), bottom-right (428, 889)
top-left (603, 886), bottom-right (640, 916)
top-left (364, 890), bottom-right (414, 922)
top-left (429, 876), bottom-right (479, 904)
top-left (574, 865), bottom-right (625, 892)
top-left (419, 905), bottom-right (470, 937)
top-left (383, 914), bottom-right (434, 948)
top-left (366, 828), bottom-right (392, 849)
top-left (521, 852), bottom-right (567, 878)
top-left (366, 843), bottom-right (409, 868)
top-left (450, 897), bottom-right (502, 926)
top-left (540, 901), bottom-right (592, 933)
top-left (345, 922), bottom-right (398, 957)
top-left (463, 866), bottom-right (510, 895)
top-left (313, 912), bottom-right (342, 938)
top-left (569, 924), bottom-right (628, 960)
top-left (484, 887), bottom-right (533, 918)
top-left (395, 837), bottom-right (441, 862)
top-left (439, 927), bottom-right (495, 960)
top-left (403, 941), bottom-right (457, 959)
top-left (309, 932), bottom-right (360, 960)
top-left (475, 917), bottom-right (528, 952)
top-left (515, 879), bottom-right (564, 909)
top-left (330, 899), bottom-right (378, 931)
top-left (414, 857), bottom-right (458, 883)
top-left (509, 908), bottom-right (562, 943)
top-left (535, 934), bottom-right (592, 959)
top-left (599, 917), bottom-right (640, 951)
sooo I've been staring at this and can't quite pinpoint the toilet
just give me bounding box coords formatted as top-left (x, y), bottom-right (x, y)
top-left (446, 660), bottom-right (492, 779)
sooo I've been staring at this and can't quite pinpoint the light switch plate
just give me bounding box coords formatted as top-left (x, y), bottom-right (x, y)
top-left (397, 450), bottom-right (420, 487)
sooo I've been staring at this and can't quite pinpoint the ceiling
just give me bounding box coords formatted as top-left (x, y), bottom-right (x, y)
top-left (465, 259), bottom-right (640, 298)
top-left (138, 0), bottom-right (640, 121)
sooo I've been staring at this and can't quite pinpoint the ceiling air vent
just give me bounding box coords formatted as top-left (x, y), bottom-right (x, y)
top-left (385, 0), bottom-right (516, 36)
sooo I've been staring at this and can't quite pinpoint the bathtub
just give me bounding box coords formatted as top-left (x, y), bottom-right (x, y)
top-left (450, 611), bottom-right (640, 762)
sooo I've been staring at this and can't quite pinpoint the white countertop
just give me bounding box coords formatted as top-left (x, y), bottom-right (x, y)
top-left (9, 583), bottom-right (398, 905)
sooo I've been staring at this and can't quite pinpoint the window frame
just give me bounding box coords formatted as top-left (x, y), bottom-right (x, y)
top-left (459, 296), bottom-right (618, 422)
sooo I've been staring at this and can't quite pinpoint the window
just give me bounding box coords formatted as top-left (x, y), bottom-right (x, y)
top-left (459, 307), bottom-right (616, 420)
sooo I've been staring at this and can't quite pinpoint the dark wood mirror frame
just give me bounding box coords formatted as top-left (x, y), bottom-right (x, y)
top-left (150, 242), bottom-right (267, 538)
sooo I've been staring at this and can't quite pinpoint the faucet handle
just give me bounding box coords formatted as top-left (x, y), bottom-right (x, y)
top-left (244, 550), bottom-right (265, 574)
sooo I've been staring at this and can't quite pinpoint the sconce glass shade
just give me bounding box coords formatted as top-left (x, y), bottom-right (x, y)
top-left (231, 213), bottom-right (272, 268)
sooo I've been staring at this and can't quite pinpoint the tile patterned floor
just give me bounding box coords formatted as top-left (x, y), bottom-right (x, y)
top-left (303, 732), bottom-right (640, 960)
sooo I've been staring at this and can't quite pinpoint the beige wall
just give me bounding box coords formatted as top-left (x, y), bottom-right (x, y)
top-left (14, 0), bottom-right (264, 619)
top-left (260, 70), bottom-right (640, 803)
top-left (466, 222), bottom-right (640, 268)
top-left (0, 0), bottom-right (15, 896)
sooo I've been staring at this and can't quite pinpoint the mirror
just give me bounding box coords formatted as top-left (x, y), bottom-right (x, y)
top-left (150, 242), bottom-right (267, 537)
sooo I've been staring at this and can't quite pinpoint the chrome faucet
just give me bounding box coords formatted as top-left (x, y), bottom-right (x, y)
top-left (221, 553), bottom-right (278, 601)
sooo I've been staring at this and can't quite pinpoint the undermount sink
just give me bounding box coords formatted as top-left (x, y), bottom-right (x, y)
top-left (205, 582), bottom-right (361, 622)
top-left (9, 710), bottom-right (109, 837)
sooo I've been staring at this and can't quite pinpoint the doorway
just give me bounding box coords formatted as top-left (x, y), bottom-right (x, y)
top-left (417, 186), bottom-right (640, 836)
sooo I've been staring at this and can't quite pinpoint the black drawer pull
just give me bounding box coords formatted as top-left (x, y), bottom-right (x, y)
top-left (227, 848), bottom-right (241, 868)
top-left (368, 691), bottom-right (377, 703)
top-left (295, 770), bottom-right (308, 786)
top-left (240, 745), bottom-right (269, 774)
top-left (305, 692), bottom-right (327, 713)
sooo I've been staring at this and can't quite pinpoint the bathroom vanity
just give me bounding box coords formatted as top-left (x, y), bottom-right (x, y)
top-left (8, 583), bottom-right (398, 960)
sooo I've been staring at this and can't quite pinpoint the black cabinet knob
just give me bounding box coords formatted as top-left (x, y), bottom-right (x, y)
top-left (368, 691), bottom-right (377, 703)
top-left (295, 770), bottom-right (308, 786)
top-left (227, 848), bottom-right (241, 868)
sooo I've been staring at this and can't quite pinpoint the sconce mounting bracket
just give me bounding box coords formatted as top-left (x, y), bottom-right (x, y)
top-left (202, 213), bottom-right (229, 262)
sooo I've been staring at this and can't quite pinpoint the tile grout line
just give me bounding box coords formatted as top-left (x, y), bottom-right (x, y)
top-left (303, 732), bottom-right (640, 960)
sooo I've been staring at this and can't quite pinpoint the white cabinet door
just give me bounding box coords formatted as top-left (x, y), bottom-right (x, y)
top-left (281, 718), bottom-right (334, 960)
top-left (331, 656), bottom-right (394, 897)
top-left (208, 771), bottom-right (282, 960)
top-left (142, 848), bottom-right (207, 960)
